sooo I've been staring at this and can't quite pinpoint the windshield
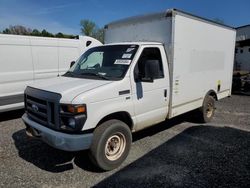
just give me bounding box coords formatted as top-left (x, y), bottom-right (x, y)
top-left (64, 45), bottom-right (139, 80)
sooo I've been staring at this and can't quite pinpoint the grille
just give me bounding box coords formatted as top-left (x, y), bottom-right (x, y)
top-left (26, 95), bottom-right (54, 126)
top-left (25, 87), bottom-right (61, 129)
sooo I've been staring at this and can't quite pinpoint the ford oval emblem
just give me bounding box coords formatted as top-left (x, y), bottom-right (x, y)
top-left (32, 104), bottom-right (39, 112)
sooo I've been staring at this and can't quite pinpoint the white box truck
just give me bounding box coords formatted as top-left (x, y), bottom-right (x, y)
top-left (22, 9), bottom-right (236, 171)
top-left (0, 34), bottom-right (102, 112)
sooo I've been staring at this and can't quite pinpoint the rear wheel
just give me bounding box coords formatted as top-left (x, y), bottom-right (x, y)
top-left (198, 95), bottom-right (216, 123)
top-left (89, 119), bottom-right (132, 171)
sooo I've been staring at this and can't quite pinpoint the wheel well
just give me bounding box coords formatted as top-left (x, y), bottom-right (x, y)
top-left (206, 90), bottom-right (218, 101)
top-left (97, 112), bottom-right (133, 130)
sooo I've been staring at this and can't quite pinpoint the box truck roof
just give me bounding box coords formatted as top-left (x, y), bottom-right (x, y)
top-left (104, 42), bottom-right (163, 46)
top-left (105, 8), bottom-right (235, 31)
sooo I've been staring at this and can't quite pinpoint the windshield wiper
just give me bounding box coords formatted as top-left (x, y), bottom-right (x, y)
top-left (80, 72), bottom-right (110, 80)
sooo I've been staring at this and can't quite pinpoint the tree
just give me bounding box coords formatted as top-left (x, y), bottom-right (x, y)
top-left (41, 29), bottom-right (54, 37)
top-left (93, 28), bottom-right (104, 43)
top-left (80, 19), bottom-right (104, 43)
top-left (1, 25), bottom-right (76, 39)
top-left (2, 28), bottom-right (11, 34)
top-left (55, 32), bottom-right (64, 38)
top-left (3, 25), bottom-right (32, 35)
top-left (80, 19), bottom-right (96, 36)
top-left (31, 29), bottom-right (41, 36)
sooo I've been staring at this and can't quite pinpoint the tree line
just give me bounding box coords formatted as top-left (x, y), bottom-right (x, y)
top-left (1, 25), bottom-right (77, 39)
top-left (0, 19), bottom-right (104, 43)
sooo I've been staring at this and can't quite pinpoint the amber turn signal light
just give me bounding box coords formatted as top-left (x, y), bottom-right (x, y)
top-left (67, 105), bottom-right (86, 114)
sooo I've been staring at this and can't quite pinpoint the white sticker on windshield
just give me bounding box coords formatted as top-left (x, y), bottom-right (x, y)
top-left (114, 59), bottom-right (131, 65)
top-left (126, 48), bottom-right (135, 52)
top-left (122, 53), bottom-right (132, 59)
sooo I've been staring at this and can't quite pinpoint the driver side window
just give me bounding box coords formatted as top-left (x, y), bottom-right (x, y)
top-left (135, 47), bottom-right (164, 79)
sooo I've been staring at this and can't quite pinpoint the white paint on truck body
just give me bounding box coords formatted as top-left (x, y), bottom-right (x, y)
top-left (171, 13), bottom-right (235, 117)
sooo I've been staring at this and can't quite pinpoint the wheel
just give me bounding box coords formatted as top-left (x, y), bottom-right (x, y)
top-left (198, 95), bottom-right (216, 123)
top-left (89, 119), bottom-right (132, 171)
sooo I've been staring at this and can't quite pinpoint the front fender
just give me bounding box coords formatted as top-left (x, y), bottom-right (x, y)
top-left (82, 96), bottom-right (135, 131)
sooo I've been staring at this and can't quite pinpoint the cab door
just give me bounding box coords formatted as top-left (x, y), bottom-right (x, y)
top-left (131, 45), bottom-right (170, 131)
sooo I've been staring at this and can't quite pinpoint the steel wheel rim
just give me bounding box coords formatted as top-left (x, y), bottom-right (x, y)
top-left (206, 102), bottom-right (214, 118)
top-left (105, 132), bottom-right (126, 161)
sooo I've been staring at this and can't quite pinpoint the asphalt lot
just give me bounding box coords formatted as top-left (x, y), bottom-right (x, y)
top-left (0, 95), bottom-right (249, 188)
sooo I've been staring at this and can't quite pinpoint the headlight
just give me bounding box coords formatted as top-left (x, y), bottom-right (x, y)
top-left (68, 118), bottom-right (76, 129)
top-left (60, 104), bottom-right (87, 132)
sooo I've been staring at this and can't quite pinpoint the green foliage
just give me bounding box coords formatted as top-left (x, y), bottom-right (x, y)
top-left (55, 32), bottom-right (64, 38)
top-left (2, 28), bottom-right (11, 34)
top-left (31, 29), bottom-right (41, 36)
top-left (93, 28), bottom-right (104, 43)
top-left (1, 25), bottom-right (77, 39)
top-left (80, 19), bottom-right (104, 43)
top-left (41, 29), bottom-right (54, 37)
top-left (1, 19), bottom-right (104, 42)
top-left (80, 20), bottom-right (96, 36)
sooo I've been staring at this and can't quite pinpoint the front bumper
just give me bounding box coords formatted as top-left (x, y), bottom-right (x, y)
top-left (22, 113), bottom-right (93, 151)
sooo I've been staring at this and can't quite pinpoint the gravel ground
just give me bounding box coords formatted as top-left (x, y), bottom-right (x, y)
top-left (0, 95), bottom-right (249, 188)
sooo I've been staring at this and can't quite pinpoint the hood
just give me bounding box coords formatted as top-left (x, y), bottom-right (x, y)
top-left (29, 76), bottom-right (112, 103)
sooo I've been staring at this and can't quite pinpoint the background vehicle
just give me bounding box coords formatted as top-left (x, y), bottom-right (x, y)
top-left (0, 34), bottom-right (102, 112)
top-left (233, 25), bottom-right (250, 93)
top-left (22, 9), bottom-right (236, 171)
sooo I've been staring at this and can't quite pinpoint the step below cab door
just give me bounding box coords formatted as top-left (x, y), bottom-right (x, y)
top-left (131, 45), bottom-right (170, 131)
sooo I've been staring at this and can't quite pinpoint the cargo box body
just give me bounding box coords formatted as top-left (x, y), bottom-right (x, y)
top-left (105, 9), bottom-right (236, 118)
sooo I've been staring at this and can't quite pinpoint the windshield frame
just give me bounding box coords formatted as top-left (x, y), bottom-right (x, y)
top-left (63, 44), bottom-right (139, 81)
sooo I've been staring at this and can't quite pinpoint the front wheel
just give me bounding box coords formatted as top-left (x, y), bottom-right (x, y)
top-left (198, 95), bottom-right (216, 123)
top-left (89, 119), bottom-right (132, 171)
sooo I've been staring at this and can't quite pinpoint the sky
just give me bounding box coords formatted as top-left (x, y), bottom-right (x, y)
top-left (0, 0), bottom-right (250, 35)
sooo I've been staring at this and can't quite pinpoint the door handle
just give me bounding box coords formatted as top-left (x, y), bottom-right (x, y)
top-left (164, 89), bottom-right (167, 97)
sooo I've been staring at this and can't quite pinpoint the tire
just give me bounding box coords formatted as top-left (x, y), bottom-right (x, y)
top-left (89, 119), bottom-right (132, 171)
top-left (198, 95), bottom-right (216, 123)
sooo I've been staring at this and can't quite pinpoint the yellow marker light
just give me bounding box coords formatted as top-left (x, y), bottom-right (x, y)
top-left (75, 106), bottom-right (86, 113)
top-left (67, 105), bottom-right (85, 113)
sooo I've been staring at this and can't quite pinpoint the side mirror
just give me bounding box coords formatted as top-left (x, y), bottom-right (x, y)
top-left (70, 61), bottom-right (76, 68)
top-left (141, 60), bottom-right (160, 82)
top-left (86, 41), bottom-right (92, 47)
